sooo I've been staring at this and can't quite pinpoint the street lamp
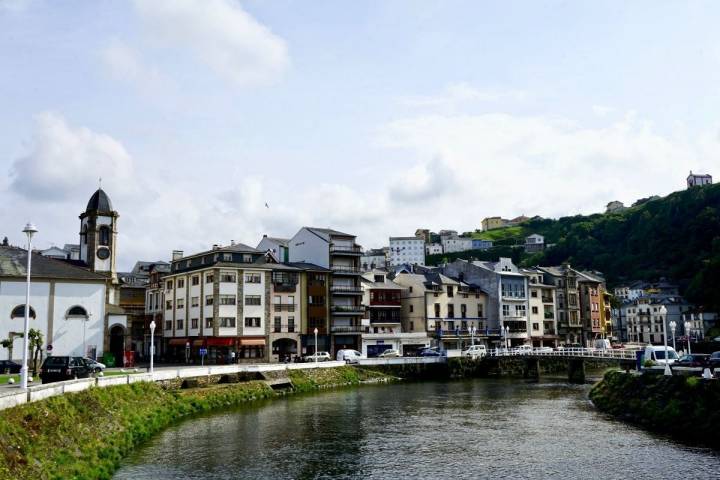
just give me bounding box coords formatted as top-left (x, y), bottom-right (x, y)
top-left (20, 223), bottom-right (37, 390)
top-left (313, 328), bottom-right (319, 364)
top-left (470, 325), bottom-right (476, 347)
top-left (684, 319), bottom-right (692, 355)
top-left (149, 320), bottom-right (156, 374)
top-left (504, 325), bottom-right (510, 349)
top-left (660, 306), bottom-right (671, 376)
top-left (669, 320), bottom-right (677, 352)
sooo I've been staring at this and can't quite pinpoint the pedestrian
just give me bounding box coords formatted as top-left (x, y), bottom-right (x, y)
top-left (230, 350), bottom-right (236, 364)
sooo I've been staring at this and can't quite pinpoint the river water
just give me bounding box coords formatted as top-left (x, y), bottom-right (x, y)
top-left (114, 379), bottom-right (720, 479)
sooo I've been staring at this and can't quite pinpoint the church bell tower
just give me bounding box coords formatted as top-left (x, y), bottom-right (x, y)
top-left (79, 188), bottom-right (118, 281)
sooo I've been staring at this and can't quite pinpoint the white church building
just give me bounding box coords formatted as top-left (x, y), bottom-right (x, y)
top-left (0, 188), bottom-right (130, 362)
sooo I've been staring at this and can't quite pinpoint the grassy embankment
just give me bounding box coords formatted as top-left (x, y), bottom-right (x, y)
top-left (590, 370), bottom-right (720, 448)
top-left (0, 366), bottom-right (390, 480)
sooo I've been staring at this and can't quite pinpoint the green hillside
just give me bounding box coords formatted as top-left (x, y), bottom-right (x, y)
top-left (428, 183), bottom-right (720, 311)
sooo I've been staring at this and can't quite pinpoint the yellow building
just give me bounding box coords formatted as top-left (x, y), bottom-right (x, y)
top-left (481, 217), bottom-right (506, 231)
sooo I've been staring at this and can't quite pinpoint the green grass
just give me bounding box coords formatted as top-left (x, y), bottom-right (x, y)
top-left (0, 374), bottom-right (20, 385)
top-left (0, 366), bottom-right (393, 480)
top-left (469, 225), bottom-right (526, 241)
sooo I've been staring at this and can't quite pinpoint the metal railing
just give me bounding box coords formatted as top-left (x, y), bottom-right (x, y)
top-left (487, 347), bottom-right (636, 360)
top-left (331, 305), bottom-right (365, 313)
top-left (330, 285), bottom-right (363, 293)
top-left (330, 265), bottom-right (360, 274)
top-left (330, 325), bottom-right (364, 333)
top-left (329, 245), bottom-right (363, 254)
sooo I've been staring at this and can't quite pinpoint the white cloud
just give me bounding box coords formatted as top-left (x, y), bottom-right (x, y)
top-left (110, 0), bottom-right (289, 88)
top-left (9, 112), bottom-right (135, 201)
top-left (101, 40), bottom-right (169, 95)
top-left (400, 82), bottom-right (526, 109)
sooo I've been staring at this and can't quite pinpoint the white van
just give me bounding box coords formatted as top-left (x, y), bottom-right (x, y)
top-left (594, 339), bottom-right (611, 350)
top-left (643, 345), bottom-right (679, 365)
top-left (337, 349), bottom-right (364, 364)
top-left (462, 345), bottom-right (487, 358)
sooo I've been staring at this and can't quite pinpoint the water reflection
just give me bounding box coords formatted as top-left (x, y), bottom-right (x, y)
top-left (115, 379), bottom-right (720, 479)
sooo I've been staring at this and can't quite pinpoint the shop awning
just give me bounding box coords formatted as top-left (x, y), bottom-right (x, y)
top-left (239, 337), bottom-right (266, 346)
top-left (206, 337), bottom-right (235, 347)
top-left (168, 338), bottom-right (189, 346)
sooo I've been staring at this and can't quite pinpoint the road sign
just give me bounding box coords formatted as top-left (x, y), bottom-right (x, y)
top-left (199, 348), bottom-right (208, 356)
top-left (47, 344), bottom-right (53, 352)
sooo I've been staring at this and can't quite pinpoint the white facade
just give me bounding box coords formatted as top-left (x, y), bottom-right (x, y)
top-left (687, 172), bottom-right (712, 188)
top-left (442, 236), bottom-right (473, 253)
top-left (426, 243), bottom-right (443, 255)
top-left (0, 279), bottom-right (106, 360)
top-left (388, 237), bottom-right (425, 266)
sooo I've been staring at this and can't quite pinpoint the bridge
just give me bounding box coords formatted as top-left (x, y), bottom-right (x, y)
top-left (484, 348), bottom-right (637, 383)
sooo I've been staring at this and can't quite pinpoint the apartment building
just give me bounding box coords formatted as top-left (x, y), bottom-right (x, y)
top-left (481, 217), bottom-right (506, 231)
top-left (577, 271), bottom-right (605, 344)
top-left (426, 243), bottom-right (443, 255)
top-left (289, 227), bottom-right (364, 353)
top-left (257, 235), bottom-right (290, 262)
top-left (443, 258), bottom-right (529, 347)
top-left (471, 239), bottom-right (493, 251)
top-left (537, 265), bottom-right (582, 345)
top-left (442, 235), bottom-right (473, 253)
top-left (361, 248), bottom-right (387, 271)
top-left (393, 271), bottom-right (487, 350)
top-left (523, 268), bottom-right (558, 347)
top-left (389, 236), bottom-right (425, 266)
top-left (624, 295), bottom-right (689, 345)
top-left (359, 270), bottom-right (429, 356)
top-left (159, 243), bottom-right (330, 363)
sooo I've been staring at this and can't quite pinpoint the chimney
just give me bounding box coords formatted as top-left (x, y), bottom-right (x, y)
top-left (231, 239), bottom-right (235, 246)
top-left (172, 250), bottom-right (183, 261)
top-left (212, 244), bottom-right (220, 250)
top-left (263, 234), bottom-right (267, 238)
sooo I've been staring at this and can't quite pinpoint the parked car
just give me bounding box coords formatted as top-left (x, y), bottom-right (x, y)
top-left (378, 349), bottom-right (401, 358)
top-left (594, 339), bottom-right (611, 350)
top-left (302, 351), bottom-right (331, 362)
top-left (709, 351), bottom-right (720, 372)
top-left (337, 349), bottom-right (364, 364)
top-left (515, 345), bottom-right (534, 354)
top-left (462, 345), bottom-right (487, 358)
top-left (642, 345), bottom-right (679, 366)
top-left (536, 346), bottom-right (554, 353)
top-left (0, 360), bottom-right (22, 374)
top-left (83, 358), bottom-right (106, 373)
top-left (419, 347), bottom-right (445, 357)
top-left (39, 356), bottom-right (93, 383)
top-left (674, 354), bottom-right (710, 368)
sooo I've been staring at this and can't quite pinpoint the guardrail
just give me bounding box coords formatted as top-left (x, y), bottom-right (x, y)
top-left (0, 361), bottom-right (348, 412)
top-left (357, 357), bottom-right (445, 366)
top-left (487, 347), bottom-right (637, 360)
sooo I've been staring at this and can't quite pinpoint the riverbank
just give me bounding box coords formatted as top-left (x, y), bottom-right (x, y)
top-left (0, 366), bottom-right (393, 480)
top-left (589, 370), bottom-right (720, 449)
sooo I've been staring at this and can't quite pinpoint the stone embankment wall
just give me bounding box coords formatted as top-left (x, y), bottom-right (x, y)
top-left (590, 370), bottom-right (720, 449)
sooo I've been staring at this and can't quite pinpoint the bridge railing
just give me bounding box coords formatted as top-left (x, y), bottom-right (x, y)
top-left (487, 347), bottom-right (636, 360)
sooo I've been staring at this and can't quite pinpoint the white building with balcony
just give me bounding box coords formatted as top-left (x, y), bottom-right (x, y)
top-left (389, 236), bottom-right (425, 266)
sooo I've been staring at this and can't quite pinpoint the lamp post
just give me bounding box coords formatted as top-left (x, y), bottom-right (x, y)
top-left (470, 326), bottom-right (476, 347)
top-left (20, 223), bottom-right (37, 390)
top-left (313, 327), bottom-right (319, 364)
top-left (660, 306), bottom-right (671, 376)
top-left (669, 320), bottom-right (677, 352)
top-left (504, 325), bottom-right (510, 349)
top-left (149, 320), bottom-right (156, 374)
top-left (684, 320), bottom-right (692, 355)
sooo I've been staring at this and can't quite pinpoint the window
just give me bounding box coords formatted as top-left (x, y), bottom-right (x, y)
top-left (447, 286), bottom-right (454, 297)
top-left (409, 286), bottom-right (413, 293)
top-left (98, 226), bottom-right (110, 246)
top-left (460, 304), bottom-right (467, 318)
top-left (274, 316), bottom-right (282, 332)
top-left (531, 291), bottom-right (538, 298)
top-left (205, 296), bottom-right (214, 306)
top-left (434, 303), bottom-right (441, 317)
top-left (219, 317), bottom-right (236, 328)
top-left (165, 300), bottom-right (172, 310)
top-left (205, 318), bottom-right (213, 328)
top-left (222, 253), bottom-right (232, 261)
top-left (532, 323), bottom-right (539, 331)
top-left (165, 320), bottom-right (172, 330)
top-left (177, 299), bottom-right (185, 309)
top-left (245, 295), bottom-right (261, 306)
top-left (410, 321), bottom-right (414, 330)
top-left (220, 272), bottom-right (236, 283)
top-left (409, 304), bottom-right (414, 313)
top-left (191, 318), bottom-right (198, 329)
top-left (242, 254), bottom-right (253, 263)
top-left (478, 304), bottom-right (484, 317)
top-left (166, 280), bottom-right (173, 290)
top-left (532, 306), bottom-right (538, 314)
top-left (447, 304), bottom-right (455, 318)
top-left (191, 296), bottom-right (199, 307)
top-left (66, 305), bottom-right (88, 317)
top-left (288, 317), bottom-right (295, 333)
top-left (206, 274), bottom-right (214, 284)
top-left (177, 319), bottom-right (184, 330)
top-left (177, 279), bottom-right (185, 289)
top-left (245, 273), bottom-right (261, 283)
top-left (219, 295), bottom-right (236, 305)
top-left (374, 275), bottom-right (385, 283)
top-left (11, 305), bottom-right (36, 319)
top-left (502, 304), bottom-right (510, 317)
top-left (515, 305), bottom-right (526, 317)
top-left (191, 276), bottom-right (199, 286)
top-left (244, 317), bottom-right (261, 327)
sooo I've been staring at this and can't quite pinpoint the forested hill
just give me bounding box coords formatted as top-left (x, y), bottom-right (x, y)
top-left (427, 183), bottom-right (720, 310)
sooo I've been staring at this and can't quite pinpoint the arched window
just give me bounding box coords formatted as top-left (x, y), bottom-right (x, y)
top-left (81, 224), bottom-right (88, 245)
top-left (98, 226), bottom-right (110, 246)
top-left (11, 305), bottom-right (36, 319)
top-left (66, 305), bottom-right (88, 318)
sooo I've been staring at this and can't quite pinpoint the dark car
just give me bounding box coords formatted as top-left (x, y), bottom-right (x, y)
top-left (419, 347), bottom-right (444, 357)
top-left (674, 354), bottom-right (709, 368)
top-left (0, 360), bottom-right (22, 374)
top-left (708, 351), bottom-right (720, 371)
top-left (39, 356), bottom-right (93, 383)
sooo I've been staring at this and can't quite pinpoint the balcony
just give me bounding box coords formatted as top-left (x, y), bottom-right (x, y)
top-left (330, 265), bottom-right (361, 275)
top-left (329, 245), bottom-right (363, 255)
top-left (273, 303), bottom-right (296, 312)
top-left (272, 325), bottom-right (297, 334)
top-left (541, 297), bottom-right (553, 304)
top-left (330, 285), bottom-right (363, 295)
top-left (544, 312), bottom-right (554, 319)
top-left (272, 283), bottom-right (297, 293)
top-left (330, 325), bottom-right (364, 334)
top-left (331, 305), bottom-right (365, 315)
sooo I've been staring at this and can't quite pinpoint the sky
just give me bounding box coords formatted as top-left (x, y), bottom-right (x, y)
top-left (1, 0), bottom-right (720, 270)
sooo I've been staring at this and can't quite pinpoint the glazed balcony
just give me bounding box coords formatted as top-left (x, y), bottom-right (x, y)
top-left (330, 265), bottom-right (361, 275)
top-left (330, 325), bottom-right (364, 334)
top-left (330, 305), bottom-right (365, 315)
top-left (330, 285), bottom-right (363, 295)
top-left (329, 245), bottom-right (363, 255)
